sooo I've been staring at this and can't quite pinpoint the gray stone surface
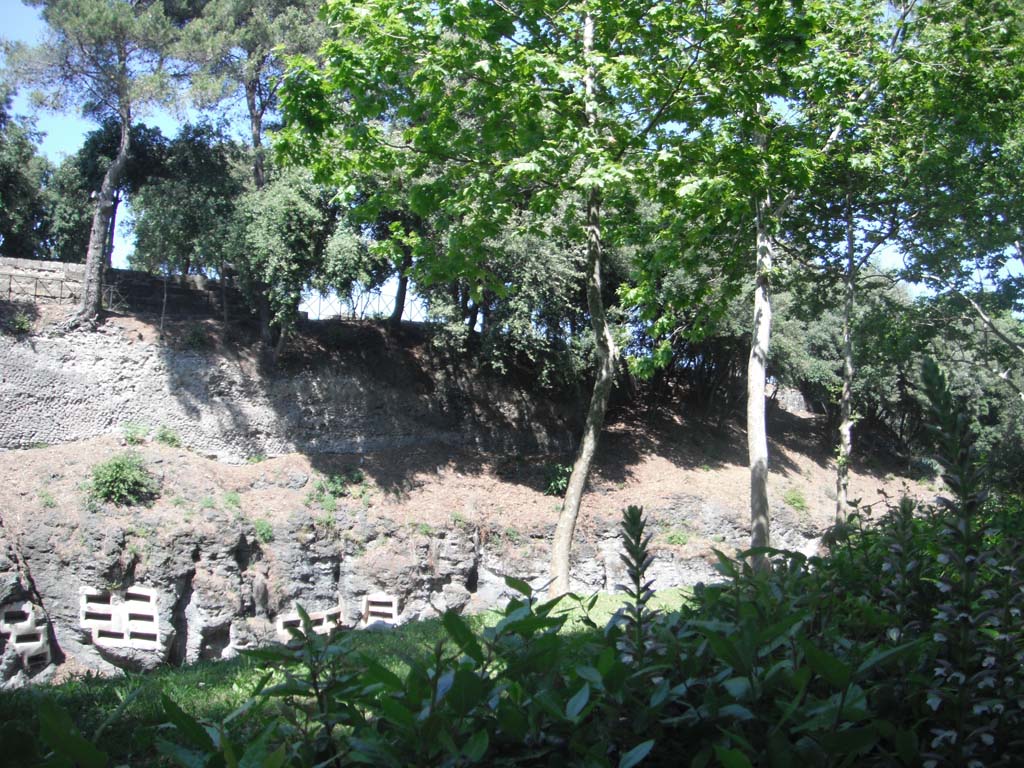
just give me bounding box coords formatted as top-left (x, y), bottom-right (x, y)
top-left (0, 323), bottom-right (574, 459)
top-left (0, 494), bottom-right (739, 684)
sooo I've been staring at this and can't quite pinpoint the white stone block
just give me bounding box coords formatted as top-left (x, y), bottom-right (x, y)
top-left (361, 592), bottom-right (399, 627)
top-left (78, 586), bottom-right (161, 651)
top-left (0, 601), bottom-right (51, 671)
top-left (275, 601), bottom-right (345, 642)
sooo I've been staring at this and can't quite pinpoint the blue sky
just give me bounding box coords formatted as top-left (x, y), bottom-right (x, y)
top-left (7, 5), bottom-right (92, 159)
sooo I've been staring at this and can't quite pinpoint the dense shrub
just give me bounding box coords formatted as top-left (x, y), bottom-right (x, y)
top-left (89, 453), bottom-right (159, 506)
top-left (143, 487), bottom-right (1022, 767)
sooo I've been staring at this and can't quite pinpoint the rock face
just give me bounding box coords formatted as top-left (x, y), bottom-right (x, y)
top-left (0, 318), bottom-right (827, 687)
top-left (0, 495), bottom-right (726, 688)
top-left (0, 321), bottom-right (575, 459)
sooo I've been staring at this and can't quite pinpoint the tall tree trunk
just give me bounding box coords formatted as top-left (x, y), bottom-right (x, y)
top-left (836, 195), bottom-right (856, 522)
top-left (246, 77), bottom-right (277, 345)
top-left (550, 10), bottom-right (617, 597)
top-left (68, 118), bottom-right (131, 328)
top-left (747, 197), bottom-right (774, 571)
top-left (388, 246), bottom-right (413, 329)
top-left (257, 294), bottom-right (274, 346)
top-left (104, 193), bottom-right (120, 270)
top-left (160, 269), bottom-right (168, 339)
top-left (550, 186), bottom-right (616, 596)
top-left (246, 79), bottom-right (266, 190)
top-left (220, 260), bottom-right (230, 324)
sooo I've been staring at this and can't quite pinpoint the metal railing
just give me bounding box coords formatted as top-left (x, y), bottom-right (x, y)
top-left (1, 273), bottom-right (79, 305)
top-left (3, 270), bottom-right (431, 325)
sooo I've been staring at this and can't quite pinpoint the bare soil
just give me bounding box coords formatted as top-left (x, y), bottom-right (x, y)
top-left (0, 395), bottom-right (933, 562)
top-left (1, 305), bottom-right (935, 557)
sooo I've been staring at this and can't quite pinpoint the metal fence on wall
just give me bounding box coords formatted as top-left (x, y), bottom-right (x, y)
top-left (1, 273), bottom-right (80, 305)
top-left (3, 266), bottom-right (431, 325)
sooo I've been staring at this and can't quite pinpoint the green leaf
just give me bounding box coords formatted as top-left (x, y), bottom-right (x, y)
top-left (261, 747), bottom-right (287, 768)
top-left (650, 679), bottom-right (670, 707)
top-left (448, 668), bottom-right (486, 715)
top-left (497, 700), bottom-right (528, 740)
top-left (576, 665), bottom-right (603, 686)
top-left (162, 694), bottom-right (216, 752)
top-left (711, 550), bottom-right (739, 578)
top-left (361, 657), bottom-right (405, 691)
top-left (566, 683), bottom-right (590, 721)
top-left (854, 639), bottom-right (924, 677)
top-left (443, 610), bottom-right (485, 663)
top-left (713, 746), bottom-right (753, 768)
top-left (462, 730), bottom-right (489, 762)
top-left (504, 576), bottom-right (532, 597)
top-left (799, 639), bottom-right (852, 690)
top-left (378, 697), bottom-right (416, 731)
top-left (619, 739), bottom-right (655, 768)
top-left (694, 627), bottom-right (746, 673)
top-left (719, 703), bottom-right (755, 721)
top-left (238, 721), bottom-right (280, 768)
top-left (722, 676), bottom-right (752, 700)
top-left (38, 698), bottom-right (108, 768)
top-left (755, 612), bottom-right (806, 646)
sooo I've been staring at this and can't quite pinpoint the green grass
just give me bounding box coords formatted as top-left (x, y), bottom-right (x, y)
top-left (664, 527), bottom-right (690, 546)
top-left (252, 518), bottom-right (274, 543)
top-left (122, 422), bottom-right (149, 446)
top-left (782, 486), bottom-right (809, 513)
top-left (154, 426), bottom-right (181, 448)
top-left (0, 587), bottom-right (693, 765)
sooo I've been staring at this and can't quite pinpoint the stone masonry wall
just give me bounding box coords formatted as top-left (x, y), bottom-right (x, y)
top-left (0, 321), bottom-right (573, 460)
top-left (0, 256), bottom-right (244, 316)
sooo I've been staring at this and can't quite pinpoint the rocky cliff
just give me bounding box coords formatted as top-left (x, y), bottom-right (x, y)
top-left (0, 315), bottom-right (843, 689)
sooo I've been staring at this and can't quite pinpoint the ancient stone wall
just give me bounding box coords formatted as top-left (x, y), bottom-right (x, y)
top-left (0, 496), bottom-right (633, 687)
top-left (0, 322), bottom-right (574, 459)
top-left (0, 256), bottom-right (244, 316)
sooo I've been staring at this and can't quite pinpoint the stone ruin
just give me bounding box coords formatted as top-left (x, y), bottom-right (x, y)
top-left (79, 586), bottom-right (162, 651)
top-left (0, 600), bottom-right (52, 674)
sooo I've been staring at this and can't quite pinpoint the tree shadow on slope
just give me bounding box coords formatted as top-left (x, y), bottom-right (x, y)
top-left (147, 314), bottom-right (582, 496)
top-left (580, 399), bottom-right (809, 490)
top-left (135, 308), bottom-right (862, 501)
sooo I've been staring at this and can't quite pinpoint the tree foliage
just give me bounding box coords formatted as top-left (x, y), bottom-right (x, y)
top-left (130, 122), bottom-right (244, 276)
top-left (0, 86), bottom-right (53, 259)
